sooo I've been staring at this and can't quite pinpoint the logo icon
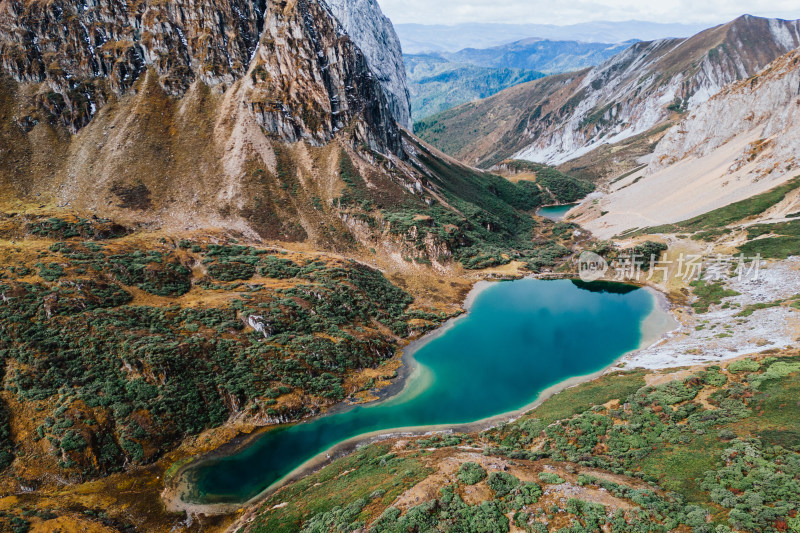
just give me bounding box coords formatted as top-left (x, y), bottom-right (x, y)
top-left (578, 251), bottom-right (608, 282)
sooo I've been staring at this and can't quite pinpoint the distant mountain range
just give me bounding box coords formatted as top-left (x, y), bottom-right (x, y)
top-left (407, 39), bottom-right (636, 121)
top-left (405, 55), bottom-right (545, 122)
top-left (395, 20), bottom-right (712, 54)
top-left (444, 39), bottom-right (635, 74)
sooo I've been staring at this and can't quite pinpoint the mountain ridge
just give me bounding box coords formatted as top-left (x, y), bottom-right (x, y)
top-left (415, 14), bottom-right (800, 170)
top-left (404, 38), bottom-right (635, 123)
top-left (573, 46), bottom-right (800, 239)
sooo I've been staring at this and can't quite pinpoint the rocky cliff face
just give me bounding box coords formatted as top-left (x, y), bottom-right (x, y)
top-left (0, 0), bottom-right (416, 246)
top-left (0, 0), bottom-right (536, 273)
top-left (0, 0), bottom-right (266, 131)
top-left (246, 0), bottom-right (401, 152)
top-left (325, 0), bottom-right (412, 130)
top-left (0, 0), bottom-right (401, 153)
top-left (649, 49), bottom-right (800, 178)
top-left (417, 15), bottom-right (800, 169)
top-left (515, 15), bottom-right (800, 165)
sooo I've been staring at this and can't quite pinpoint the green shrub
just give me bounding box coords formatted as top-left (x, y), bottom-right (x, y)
top-left (749, 361), bottom-right (800, 389)
top-left (738, 236), bottom-right (800, 259)
top-left (0, 241), bottom-right (428, 476)
top-left (259, 256), bottom-right (301, 279)
top-left (628, 241), bottom-right (668, 270)
top-left (28, 217), bottom-right (128, 240)
top-left (509, 482), bottom-right (542, 509)
top-left (300, 498), bottom-right (368, 533)
top-left (727, 359), bottom-right (760, 374)
top-left (457, 462), bottom-right (487, 485)
top-left (371, 486), bottom-right (509, 533)
top-left (701, 439), bottom-right (800, 531)
top-left (537, 471), bottom-right (565, 484)
top-left (207, 261), bottom-right (256, 281)
top-left (500, 161), bottom-right (594, 204)
top-left (109, 252), bottom-right (192, 296)
top-left (690, 280), bottom-right (740, 313)
top-left (0, 399), bottom-right (14, 471)
top-left (487, 471), bottom-right (520, 497)
top-left (526, 242), bottom-right (570, 272)
top-left (10, 516), bottom-right (30, 533)
top-left (37, 262), bottom-right (64, 281)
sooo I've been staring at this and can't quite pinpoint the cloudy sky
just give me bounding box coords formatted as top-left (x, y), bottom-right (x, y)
top-left (377, 0), bottom-right (800, 25)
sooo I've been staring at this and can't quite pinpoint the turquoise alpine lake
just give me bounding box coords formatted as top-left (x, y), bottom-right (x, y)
top-left (537, 203), bottom-right (578, 221)
top-left (182, 278), bottom-right (661, 505)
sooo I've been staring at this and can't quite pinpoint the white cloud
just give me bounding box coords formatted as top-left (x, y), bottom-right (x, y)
top-left (377, 0), bottom-right (800, 26)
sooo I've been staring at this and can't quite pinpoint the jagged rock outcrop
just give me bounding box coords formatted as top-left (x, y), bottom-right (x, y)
top-left (245, 0), bottom-right (401, 152)
top-left (0, 0), bottom-right (401, 154)
top-left (325, 0), bottom-right (412, 130)
top-left (416, 15), bottom-right (800, 168)
top-left (0, 0), bottom-right (267, 131)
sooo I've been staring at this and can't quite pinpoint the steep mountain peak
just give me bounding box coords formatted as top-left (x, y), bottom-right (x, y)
top-left (245, 0), bottom-right (401, 152)
top-left (325, 0), bottom-right (413, 130)
top-left (722, 14), bottom-right (800, 59)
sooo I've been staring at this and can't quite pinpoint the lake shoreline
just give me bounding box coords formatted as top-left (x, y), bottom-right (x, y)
top-left (161, 279), bottom-right (498, 516)
top-left (164, 278), bottom-right (679, 517)
top-left (358, 279), bottom-right (496, 406)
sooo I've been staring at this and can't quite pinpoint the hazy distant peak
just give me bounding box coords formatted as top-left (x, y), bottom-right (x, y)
top-left (395, 20), bottom-right (713, 54)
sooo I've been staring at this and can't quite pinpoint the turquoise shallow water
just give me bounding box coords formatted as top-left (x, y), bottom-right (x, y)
top-left (537, 203), bottom-right (578, 221)
top-left (183, 279), bottom-right (655, 504)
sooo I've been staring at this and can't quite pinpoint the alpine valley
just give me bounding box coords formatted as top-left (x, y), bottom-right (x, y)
top-left (1, 2), bottom-right (800, 533)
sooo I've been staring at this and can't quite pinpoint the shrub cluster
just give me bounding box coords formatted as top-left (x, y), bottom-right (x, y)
top-left (0, 240), bottom-right (436, 477)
